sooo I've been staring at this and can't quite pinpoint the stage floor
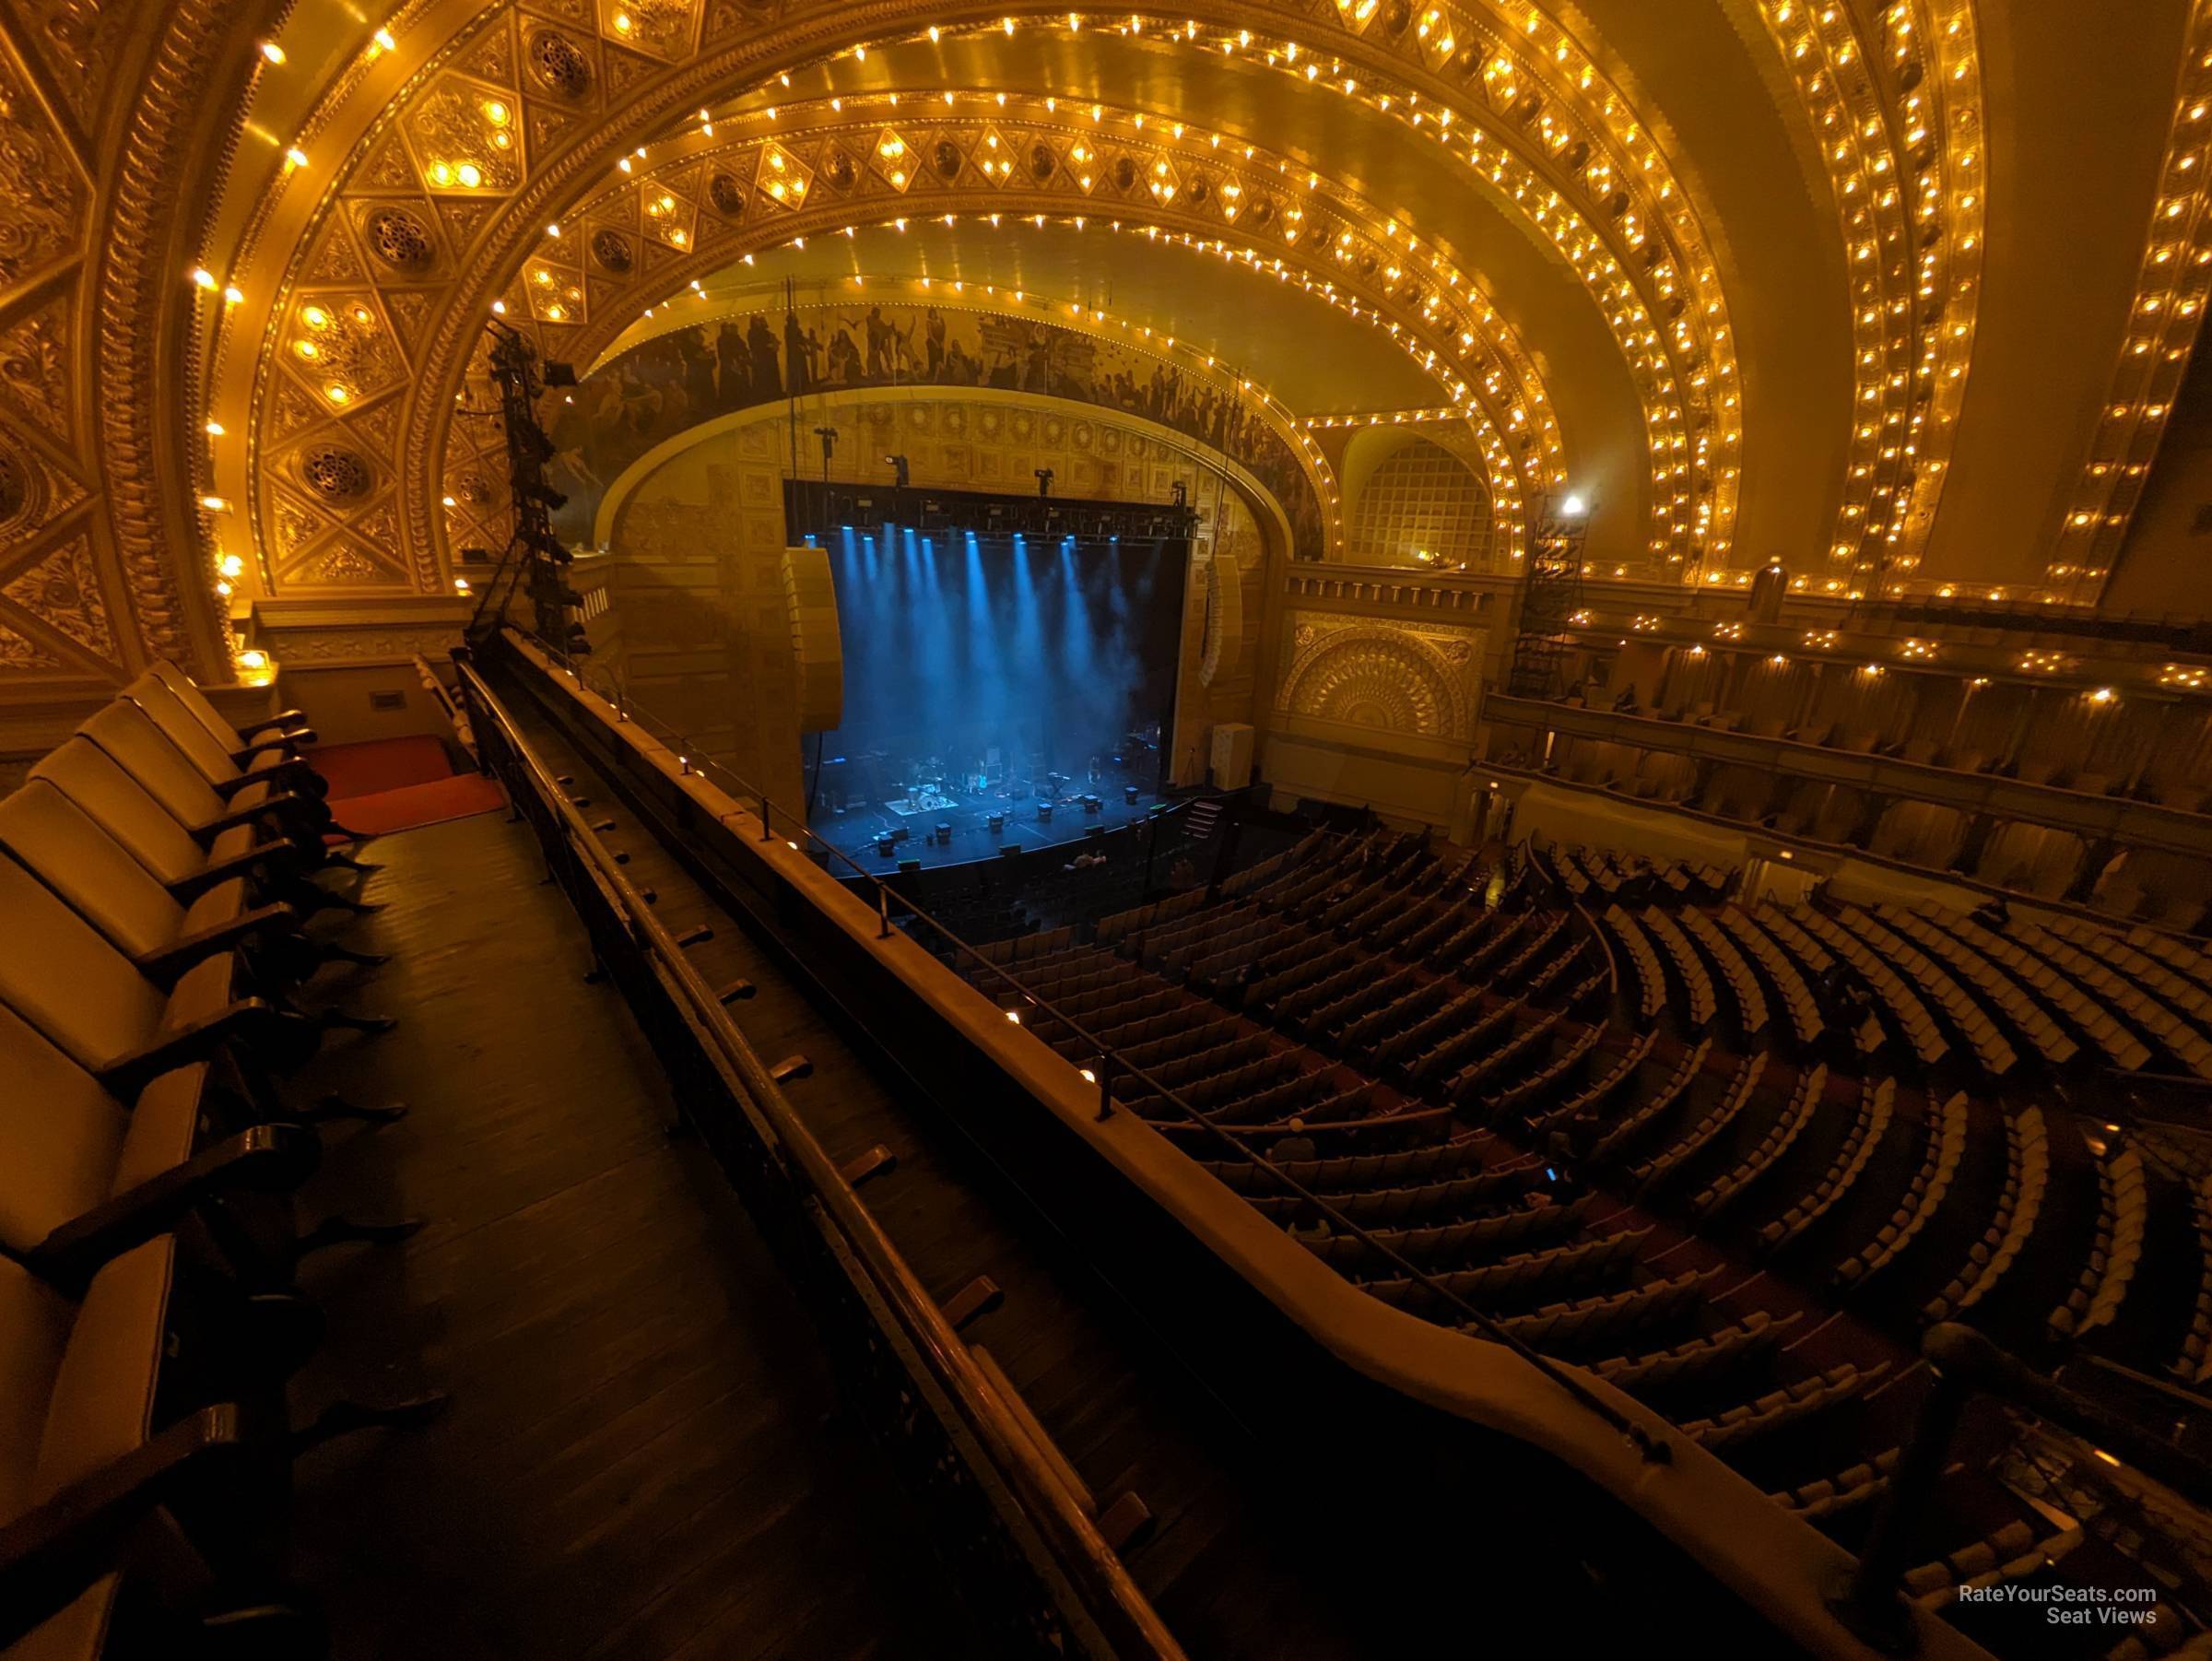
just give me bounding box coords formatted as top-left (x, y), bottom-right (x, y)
top-left (812, 781), bottom-right (1167, 872)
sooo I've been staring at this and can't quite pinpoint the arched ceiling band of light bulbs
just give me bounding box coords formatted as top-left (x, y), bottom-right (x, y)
top-left (1748, 0), bottom-right (1984, 598)
top-left (208, 2), bottom-right (1747, 610)
top-left (676, 87), bottom-right (1572, 489)
top-left (488, 95), bottom-right (1590, 555)
top-left (2040, 0), bottom-right (2212, 607)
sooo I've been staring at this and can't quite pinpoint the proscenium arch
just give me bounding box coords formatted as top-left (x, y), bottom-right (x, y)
top-left (521, 210), bottom-right (1478, 553)
top-left (437, 195), bottom-right (1547, 583)
top-left (547, 276), bottom-right (1339, 560)
top-left (591, 380), bottom-right (1303, 572)
top-left (219, 2), bottom-right (1746, 611)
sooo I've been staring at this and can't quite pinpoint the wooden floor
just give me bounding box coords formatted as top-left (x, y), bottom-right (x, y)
top-left (284, 808), bottom-right (976, 1661)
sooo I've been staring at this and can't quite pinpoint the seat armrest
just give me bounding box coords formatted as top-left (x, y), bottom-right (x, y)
top-left (0, 1405), bottom-right (250, 1650)
top-left (229, 734), bottom-right (318, 766)
top-left (26, 1125), bottom-right (321, 1290)
top-left (189, 792), bottom-right (311, 846)
top-left (98, 998), bottom-right (276, 1098)
top-left (235, 711), bottom-right (307, 740)
top-left (165, 842), bottom-right (302, 901)
top-left (134, 903), bottom-right (300, 984)
top-left (207, 761), bottom-right (316, 800)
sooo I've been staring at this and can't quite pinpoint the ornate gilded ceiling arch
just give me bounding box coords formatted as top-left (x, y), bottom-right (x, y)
top-left (2044, 0), bottom-right (2212, 606)
top-left (567, 89), bottom-right (1572, 496)
top-left (1742, 0), bottom-right (1987, 595)
top-left (251, 113), bottom-right (1590, 592)
top-left (474, 95), bottom-right (1586, 538)
top-left (206, 0), bottom-right (1750, 636)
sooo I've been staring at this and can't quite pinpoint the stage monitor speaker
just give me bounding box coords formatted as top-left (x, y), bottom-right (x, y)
top-left (898, 858), bottom-right (923, 875)
top-left (999, 842), bottom-right (1022, 858)
top-left (1085, 825), bottom-right (1106, 839)
top-left (1210, 722), bottom-right (1256, 791)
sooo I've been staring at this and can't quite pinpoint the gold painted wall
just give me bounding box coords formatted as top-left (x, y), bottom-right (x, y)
top-left (1261, 610), bottom-right (1488, 830)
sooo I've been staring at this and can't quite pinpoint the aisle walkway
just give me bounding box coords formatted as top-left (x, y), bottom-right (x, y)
top-left (282, 808), bottom-right (970, 1661)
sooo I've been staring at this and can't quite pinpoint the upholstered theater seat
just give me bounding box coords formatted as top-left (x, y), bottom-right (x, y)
top-left (0, 1005), bottom-right (200, 1266)
top-left (75, 702), bottom-right (324, 852)
top-left (30, 742), bottom-right (268, 892)
top-left (0, 1238), bottom-right (174, 1661)
top-left (0, 783), bottom-right (291, 984)
top-left (122, 676), bottom-right (317, 795)
top-left (0, 849), bottom-right (267, 1099)
top-left (142, 661), bottom-right (311, 756)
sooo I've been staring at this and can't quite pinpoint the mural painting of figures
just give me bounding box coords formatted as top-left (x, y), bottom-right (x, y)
top-left (547, 300), bottom-right (1325, 559)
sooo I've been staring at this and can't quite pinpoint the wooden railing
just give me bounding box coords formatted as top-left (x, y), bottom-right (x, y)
top-left (452, 651), bottom-right (1185, 1661)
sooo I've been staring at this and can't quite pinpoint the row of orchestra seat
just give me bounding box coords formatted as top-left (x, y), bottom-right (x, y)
top-left (960, 821), bottom-right (2212, 1640)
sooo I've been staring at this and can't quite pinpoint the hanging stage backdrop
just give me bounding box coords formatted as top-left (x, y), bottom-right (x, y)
top-left (544, 300), bottom-right (1324, 557)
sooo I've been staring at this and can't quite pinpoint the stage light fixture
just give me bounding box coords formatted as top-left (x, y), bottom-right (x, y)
top-left (524, 481), bottom-right (568, 510)
top-left (542, 360), bottom-right (578, 387)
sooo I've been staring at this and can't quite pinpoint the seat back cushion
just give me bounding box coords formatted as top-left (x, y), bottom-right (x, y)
top-left (34, 1236), bottom-right (171, 1499)
top-left (3, 1241), bottom-right (173, 1661)
top-left (76, 701), bottom-right (226, 831)
top-left (0, 1004), bottom-right (131, 1258)
top-left (0, 851), bottom-right (166, 1075)
top-left (0, 783), bottom-right (185, 960)
top-left (30, 741), bottom-right (207, 887)
top-left (143, 660), bottom-right (241, 753)
top-left (124, 677), bottom-right (241, 789)
top-left (0, 1256), bottom-right (69, 1526)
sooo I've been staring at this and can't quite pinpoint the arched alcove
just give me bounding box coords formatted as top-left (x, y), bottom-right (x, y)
top-left (1341, 434), bottom-right (1496, 571)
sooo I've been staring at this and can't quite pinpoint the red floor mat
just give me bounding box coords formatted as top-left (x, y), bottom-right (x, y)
top-left (311, 736), bottom-right (459, 799)
top-left (310, 735), bottom-right (506, 839)
top-left (329, 773), bottom-right (507, 838)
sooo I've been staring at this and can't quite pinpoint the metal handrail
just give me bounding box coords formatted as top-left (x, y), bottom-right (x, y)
top-left (453, 653), bottom-right (1186, 1661)
top-left (503, 627), bottom-right (1672, 1464)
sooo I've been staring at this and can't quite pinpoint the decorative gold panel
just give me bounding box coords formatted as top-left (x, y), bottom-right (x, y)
top-left (1277, 612), bottom-right (1483, 742)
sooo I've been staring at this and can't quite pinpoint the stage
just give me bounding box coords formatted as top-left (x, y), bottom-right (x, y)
top-left (813, 773), bottom-right (1171, 872)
